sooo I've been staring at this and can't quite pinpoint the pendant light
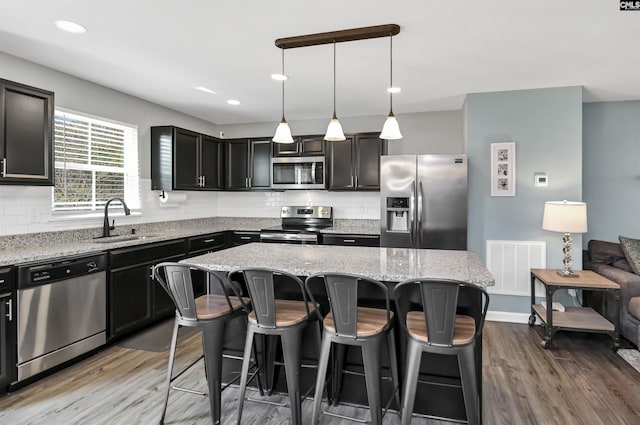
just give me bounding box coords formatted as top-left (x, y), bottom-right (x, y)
top-left (273, 48), bottom-right (294, 144)
top-left (379, 34), bottom-right (402, 140)
top-left (324, 41), bottom-right (346, 141)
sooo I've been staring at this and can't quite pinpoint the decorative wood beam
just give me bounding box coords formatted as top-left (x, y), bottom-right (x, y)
top-left (275, 24), bottom-right (400, 49)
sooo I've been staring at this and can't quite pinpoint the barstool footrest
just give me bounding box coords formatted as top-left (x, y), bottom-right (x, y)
top-left (322, 409), bottom-right (369, 423)
top-left (170, 384), bottom-right (206, 396)
top-left (247, 396), bottom-right (288, 407)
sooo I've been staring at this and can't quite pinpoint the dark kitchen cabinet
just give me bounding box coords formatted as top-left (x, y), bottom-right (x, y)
top-left (327, 133), bottom-right (386, 191)
top-left (273, 135), bottom-right (325, 157)
top-left (108, 239), bottom-right (186, 340)
top-left (321, 234), bottom-right (380, 247)
top-left (151, 126), bottom-right (224, 191)
top-left (0, 267), bottom-right (16, 394)
top-left (232, 231), bottom-right (261, 245)
top-left (0, 79), bottom-right (54, 186)
top-left (225, 139), bottom-right (271, 190)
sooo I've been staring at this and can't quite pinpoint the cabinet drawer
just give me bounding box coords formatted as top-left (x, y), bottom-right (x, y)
top-left (109, 239), bottom-right (187, 270)
top-left (233, 231), bottom-right (260, 245)
top-left (188, 232), bottom-right (229, 254)
top-left (321, 234), bottom-right (380, 247)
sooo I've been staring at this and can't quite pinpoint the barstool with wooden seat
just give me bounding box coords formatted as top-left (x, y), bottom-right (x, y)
top-left (305, 272), bottom-right (400, 425)
top-left (153, 262), bottom-right (253, 425)
top-left (394, 278), bottom-right (489, 425)
top-left (229, 268), bottom-right (321, 425)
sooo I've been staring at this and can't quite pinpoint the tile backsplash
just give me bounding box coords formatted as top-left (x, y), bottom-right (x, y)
top-left (0, 179), bottom-right (380, 236)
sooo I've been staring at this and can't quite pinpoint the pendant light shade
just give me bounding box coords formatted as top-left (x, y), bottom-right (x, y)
top-left (324, 42), bottom-right (346, 142)
top-left (379, 34), bottom-right (402, 140)
top-left (273, 49), bottom-right (294, 144)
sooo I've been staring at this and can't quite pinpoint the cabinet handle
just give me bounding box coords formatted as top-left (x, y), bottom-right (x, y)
top-left (202, 175), bottom-right (206, 187)
top-left (355, 175), bottom-right (358, 188)
top-left (7, 298), bottom-right (13, 321)
top-left (1, 158), bottom-right (6, 177)
top-left (149, 266), bottom-right (154, 279)
top-left (248, 177), bottom-right (252, 188)
top-left (245, 177), bottom-right (249, 188)
top-left (343, 239), bottom-right (356, 243)
top-left (204, 238), bottom-right (216, 243)
top-left (240, 236), bottom-right (251, 240)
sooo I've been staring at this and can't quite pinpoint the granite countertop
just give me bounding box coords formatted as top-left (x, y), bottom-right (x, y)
top-left (0, 217), bottom-right (380, 267)
top-left (186, 243), bottom-right (495, 287)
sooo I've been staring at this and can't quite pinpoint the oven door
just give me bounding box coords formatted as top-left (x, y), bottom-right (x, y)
top-left (260, 232), bottom-right (318, 245)
top-left (271, 156), bottom-right (326, 190)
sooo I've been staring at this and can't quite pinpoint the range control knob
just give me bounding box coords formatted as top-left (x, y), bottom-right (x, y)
top-left (87, 261), bottom-right (98, 272)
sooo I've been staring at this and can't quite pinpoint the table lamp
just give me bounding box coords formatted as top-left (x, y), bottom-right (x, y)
top-left (542, 200), bottom-right (588, 277)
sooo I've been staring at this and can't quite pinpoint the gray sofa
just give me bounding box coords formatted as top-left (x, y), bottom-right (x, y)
top-left (585, 239), bottom-right (640, 347)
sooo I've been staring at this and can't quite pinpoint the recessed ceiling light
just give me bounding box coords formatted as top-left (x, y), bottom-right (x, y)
top-left (271, 73), bottom-right (288, 81)
top-left (387, 87), bottom-right (402, 94)
top-left (195, 86), bottom-right (216, 94)
top-left (227, 99), bottom-right (240, 106)
top-left (54, 20), bottom-right (87, 34)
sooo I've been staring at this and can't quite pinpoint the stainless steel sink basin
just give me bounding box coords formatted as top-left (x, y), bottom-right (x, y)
top-left (90, 234), bottom-right (160, 243)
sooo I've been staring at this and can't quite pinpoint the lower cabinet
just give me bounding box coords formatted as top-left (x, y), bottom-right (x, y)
top-left (108, 239), bottom-right (187, 341)
top-left (321, 234), bottom-right (380, 247)
top-left (0, 267), bottom-right (16, 394)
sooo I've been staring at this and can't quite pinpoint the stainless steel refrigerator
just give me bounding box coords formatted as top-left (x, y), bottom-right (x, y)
top-left (380, 154), bottom-right (467, 250)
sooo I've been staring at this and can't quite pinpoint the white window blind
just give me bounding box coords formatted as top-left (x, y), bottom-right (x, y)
top-left (53, 109), bottom-right (139, 211)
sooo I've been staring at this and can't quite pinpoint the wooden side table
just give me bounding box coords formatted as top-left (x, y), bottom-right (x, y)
top-left (529, 269), bottom-right (620, 349)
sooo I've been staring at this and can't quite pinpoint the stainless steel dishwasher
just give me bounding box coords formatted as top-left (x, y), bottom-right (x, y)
top-left (17, 253), bottom-right (107, 381)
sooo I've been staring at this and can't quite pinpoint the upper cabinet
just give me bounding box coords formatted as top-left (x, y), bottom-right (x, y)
top-left (272, 135), bottom-right (325, 157)
top-left (327, 133), bottom-right (387, 191)
top-left (0, 79), bottom-right (54, 185)
top-left (151, 126), bottom-right (224, 191)
top-left (225, 138), bottom-right (271, 190)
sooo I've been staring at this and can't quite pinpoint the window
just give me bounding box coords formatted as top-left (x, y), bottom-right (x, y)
top-left (53, 109), bottom-right (139, 212)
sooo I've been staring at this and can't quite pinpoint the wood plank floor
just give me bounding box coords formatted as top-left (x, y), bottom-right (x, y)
top-left (1, 321), bottom-right (639, 424)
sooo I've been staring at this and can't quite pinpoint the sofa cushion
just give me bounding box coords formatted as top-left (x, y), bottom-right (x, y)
top-left (619, 236), bottom-right (640, 275)
top-left (629, 297), bottom-right (640, 321)
top-left (588, 239), bottom-right (626, 264)
top-left (613, 258), bottom-right (634, 274)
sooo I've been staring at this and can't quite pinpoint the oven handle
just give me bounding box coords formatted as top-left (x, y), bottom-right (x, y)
top-left (260, 233), bottom-right (318, 242)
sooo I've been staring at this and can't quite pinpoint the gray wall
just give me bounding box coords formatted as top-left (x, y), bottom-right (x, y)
top-left (220, 110), bottom-right (464, 155)
top-left (0, 51), bottom-right (221, 179)
top-left (466, 86), bottom-right (583, 313)
top-left (583, 101), bottom-right (640, 245)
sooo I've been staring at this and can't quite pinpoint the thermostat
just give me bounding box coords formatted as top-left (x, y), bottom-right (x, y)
top-left (534, 173), bottom-right (548, 187)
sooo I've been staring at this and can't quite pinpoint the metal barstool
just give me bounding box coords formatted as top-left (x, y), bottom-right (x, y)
top-left (229, 268), bottom-right (321, 425)
top-left (153, 262), bottom-right (258, 425)
top-left (394, 278), bottom-right (489, 425)
top-left (305, 272), bottom-right (400, 425)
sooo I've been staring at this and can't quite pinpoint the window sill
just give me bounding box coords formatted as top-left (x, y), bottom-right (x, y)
top-left (49, 211), bottom-right (143, 222)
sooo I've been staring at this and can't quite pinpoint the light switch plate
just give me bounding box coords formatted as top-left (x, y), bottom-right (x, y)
top-left (534, 173), bottom-right (548, 187)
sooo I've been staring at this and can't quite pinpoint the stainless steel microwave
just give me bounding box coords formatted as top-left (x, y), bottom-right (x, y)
top-left (271, 156), bottom-right (326, 190)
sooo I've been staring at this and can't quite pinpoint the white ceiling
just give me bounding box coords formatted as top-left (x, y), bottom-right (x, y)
top-left (1, 0), bottom-right (638, 125)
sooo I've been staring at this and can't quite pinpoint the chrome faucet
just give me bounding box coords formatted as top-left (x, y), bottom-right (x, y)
top-left (103, 198), bottom-right (131, 238)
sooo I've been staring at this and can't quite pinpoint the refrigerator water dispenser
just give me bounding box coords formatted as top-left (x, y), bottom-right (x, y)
top-left (386, 197), bottom-right (409, 232)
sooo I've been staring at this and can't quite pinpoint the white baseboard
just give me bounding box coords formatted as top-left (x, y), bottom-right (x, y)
top-left (486, 311), bottom-right (530, 324)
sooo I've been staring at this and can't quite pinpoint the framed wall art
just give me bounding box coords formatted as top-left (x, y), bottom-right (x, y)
top-left (490, 142), bottom-right (516, 197)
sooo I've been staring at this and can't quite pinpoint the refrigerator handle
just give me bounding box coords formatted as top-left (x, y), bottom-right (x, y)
top-left (410, 180), bottom-right (416, 247)
top-left (417, 180), bottom-right (424, 248)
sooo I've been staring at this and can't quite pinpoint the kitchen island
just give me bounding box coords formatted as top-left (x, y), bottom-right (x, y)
top-left (184, 243), bottom-right (494, 423)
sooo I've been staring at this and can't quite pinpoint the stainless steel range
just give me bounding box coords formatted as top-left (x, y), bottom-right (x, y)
top-left (260, 206), bottom-right (333, 244)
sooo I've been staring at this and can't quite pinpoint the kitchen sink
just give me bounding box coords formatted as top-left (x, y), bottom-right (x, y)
top-left (90, 234), bottom-right (161, 243)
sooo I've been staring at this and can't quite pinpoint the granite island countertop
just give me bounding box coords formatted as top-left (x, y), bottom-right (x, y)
top-left (0, 217), bottom-right (380, 267)
top-left (185, 243), bottom-right (495, 287)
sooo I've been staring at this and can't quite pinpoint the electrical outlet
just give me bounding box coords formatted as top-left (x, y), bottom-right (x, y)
top-left (568, 289), bottom-right (577, 297)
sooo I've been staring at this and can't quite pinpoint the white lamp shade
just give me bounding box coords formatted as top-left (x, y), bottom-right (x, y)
top-left (324, 117), bottom-right (346, 141)
top-left (379, 114), bottom-right (402, 140)
top-left (272, 120), bottom-right (294, 144)
top-left (542, 200), bottom-right (588, 233)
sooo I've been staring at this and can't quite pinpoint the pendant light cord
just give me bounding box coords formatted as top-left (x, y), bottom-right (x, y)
top-left (281, 48), bottom-right (286, 121)
top-left (333, 41), bottom-right (337, 119)
top-left (389, 34), bottom-right (394, 115)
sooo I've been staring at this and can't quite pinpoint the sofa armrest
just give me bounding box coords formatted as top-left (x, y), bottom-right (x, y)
top-left (591, 263), bottom-right (640, 305)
